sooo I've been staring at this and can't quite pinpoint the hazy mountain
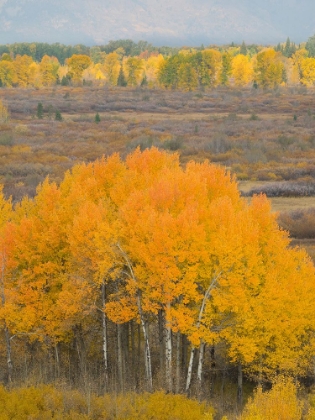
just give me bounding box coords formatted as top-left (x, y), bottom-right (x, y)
top-left (0, 0), bottom-right (314, 46)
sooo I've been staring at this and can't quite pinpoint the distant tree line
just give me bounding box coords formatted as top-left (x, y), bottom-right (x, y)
top-left (0, 35), bottom-right (315, 90)
top-left (0, 40), bottom-right (180, 65)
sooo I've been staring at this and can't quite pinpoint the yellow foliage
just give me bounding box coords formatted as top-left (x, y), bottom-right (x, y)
top-left (0, 60), bottom-right (16, 87)
top-left (0, 387), bottom-right (214, 420)
top-left (240, 377), bottom-right (302, 420)
top-left (300, 57), bottom-right (315, 86)
top-left (255, 49), bottom-right (286, 88)
top-left (232, 54), bottom-right (253, 86)
top-left (145, 54), bottom-right (165, 84)
top-left (39, 55), bottom-right (59, 86)
top-left (66, 54), bottom-right (92, 81)
top-left (103, 52), bottom-right (120, 85)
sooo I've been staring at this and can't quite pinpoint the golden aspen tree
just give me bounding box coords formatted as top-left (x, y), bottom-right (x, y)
top-left (66, 54), bottom-right (92, 82)
top-left (96, 63), bottom-right (106, 80)
top-left (103, 52), bottom-right (120, 85)
top-left (125, 57), bottom-right (143, 86)
top-left (0, 187), bottom-right (15, 383)
top-left (145, 54), bottom-right (165, 86)
top-left (232, 54), bottom-right (254, 86)
top-left (299, 57), bottom-right (315, 86)
top-left (14, 54), bottom-right (36, 87)
top-left (0, 60), bottom-right (16, 87)
top-left (255, 49), bottom-right (286, 89)
top-left (177, 62), bottom-right (199, 91)
top-left (291, 48), bottom-right (308, 84)
top-left (39, 55), bottom-right (59, 86)
top-left (201, 49), bottom-right (222, 87)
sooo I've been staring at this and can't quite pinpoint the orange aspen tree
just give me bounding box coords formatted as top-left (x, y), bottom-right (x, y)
top-left (254, 49), bottom-right (286, 89)
top-left (204, 195), bottom-right (315, 404)
top-left (58, 154), bottom-right (130, 389)
top-left (66, 200), bottom-right (120, 389)
top-left (10, 180), bottom-right (71, 352)
top-left (3, 147), bottom-right (315, 399)
top-left (0, 188), bottom-right (15, 383)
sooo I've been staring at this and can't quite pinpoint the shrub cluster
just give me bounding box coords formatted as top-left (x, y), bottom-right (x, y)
top-left (244, 181), bottom-right (315, 197)
top-left (0, 386), bottom-right (214, 420)
top-left (278, 208), bottom-right (315, 239)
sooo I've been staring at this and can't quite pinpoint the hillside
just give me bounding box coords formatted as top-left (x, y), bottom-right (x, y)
top-left (0, 0), bottom-right (314, 45)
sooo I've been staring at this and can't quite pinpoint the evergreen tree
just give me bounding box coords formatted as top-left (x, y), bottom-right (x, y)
top-left (61, 75), bottom-right (70, 86)
top-left (36, 102), bottom-right (43, 119)
top-left (117, 65), bottom-right (127, 87)
top-left (240, 41), bottom-right (247, 55)
top-left (55, 110), bottom-right (62, 121)
top-left (140, 74), bottom-right (148, 87)
top-left (220, 53), bottom-right (232, 85)
top-left (284, 37), bottom-right (290, 56)
top-left (95, 113), bottom-right (101, 124)
top-left (282, 38), bottom-right (296, 58)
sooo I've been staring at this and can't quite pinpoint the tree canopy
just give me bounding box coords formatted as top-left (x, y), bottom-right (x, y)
top-left (1, 148), bottom-right (315, 397)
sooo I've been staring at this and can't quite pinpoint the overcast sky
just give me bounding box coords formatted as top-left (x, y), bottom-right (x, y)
top-left (0, 0), bottom-right (314, 45)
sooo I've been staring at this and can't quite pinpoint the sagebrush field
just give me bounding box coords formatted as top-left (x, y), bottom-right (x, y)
top-left (2, 85), bottom-right (315, 237)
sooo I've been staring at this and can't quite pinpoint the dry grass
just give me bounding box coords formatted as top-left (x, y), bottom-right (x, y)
top-left (2, 85), bottom-right (315, 211)
top-left (270, 197), bottom-right (315, 212)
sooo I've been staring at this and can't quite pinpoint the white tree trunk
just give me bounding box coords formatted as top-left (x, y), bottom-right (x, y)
top-left (185, 346), bottom-right (195, 393)
top-left (158, 310), bottom-right (164, 373)
top-left (101, 282), bottom-right (109, 389)
top-left (175, 332), bottom-right (181, 393)
top-left (237, 361), bottom-right (243, 408)
top-left (197, 340), bottom-right (205, 398)
top-left (185, 272), bottom-right (221, 393)
top-left (165, 303), bottom-right (172, 393)
top-left (139, 316), bottom-right (152, 390)
top-left (1, 255), bottom-right (12, 383)
top-left (116, 243), bottom-right (153, 391)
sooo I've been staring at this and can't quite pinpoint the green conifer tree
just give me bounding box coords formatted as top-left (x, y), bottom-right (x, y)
top-left (55, 110), bottom-right (62, 121)
top-left (240, 41), bottom-right (247, 55)
top-left (140, 74), bottom-right (148, 87)
top-left (220, 53), bottom-right (232, 85)
top-left (117, 65), bottom-right (127, 87)
top-left (95, 113), bottom-right (101, 123)
top-left (284, 37), bottom-right (291, 57)
top-left (37, 102), bottom-right (44, 119)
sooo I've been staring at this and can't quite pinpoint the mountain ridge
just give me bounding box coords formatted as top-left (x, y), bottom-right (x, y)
top-left (0, 0), bottom-right (314, 46)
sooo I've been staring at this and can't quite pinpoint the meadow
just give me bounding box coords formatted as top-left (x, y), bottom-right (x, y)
top-left (1, 85), bottom-right (315, 240)
top-left (2, 85), bottom-right (315, 419)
